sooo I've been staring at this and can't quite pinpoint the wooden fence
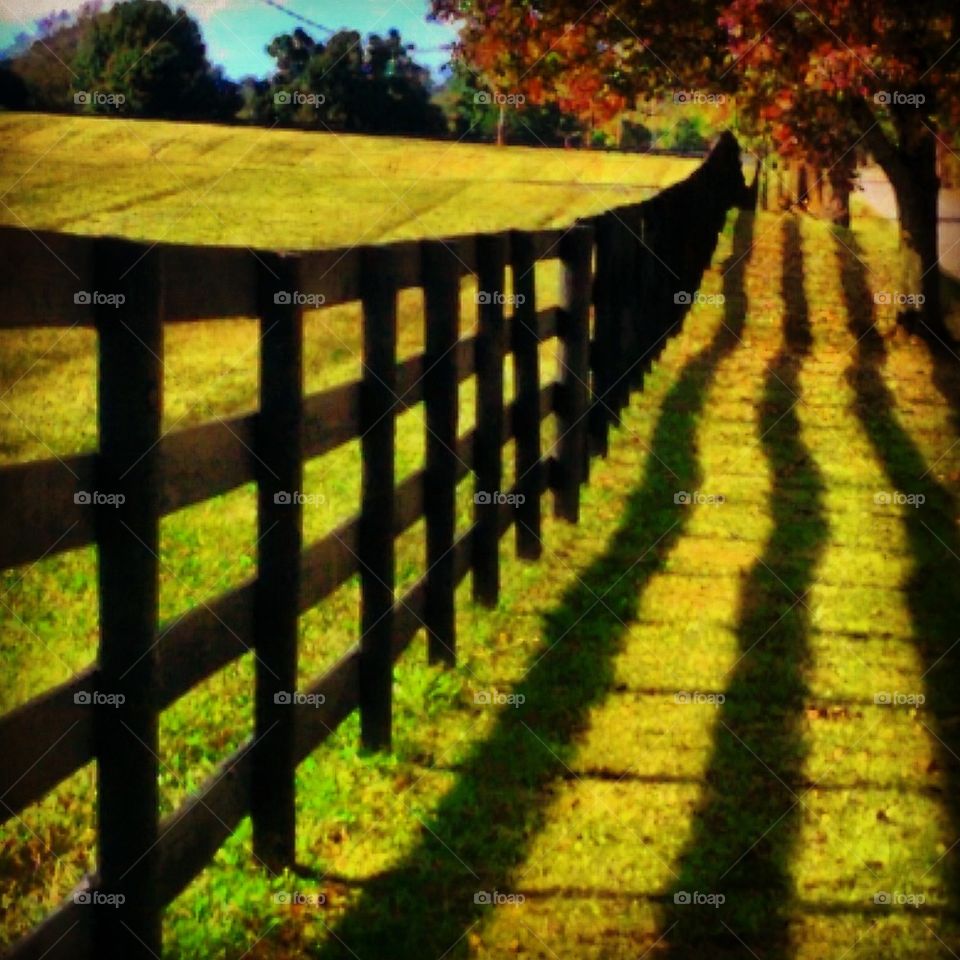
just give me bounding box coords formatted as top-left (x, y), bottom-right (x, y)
top-left (0, 133), bottom-right (751, 960)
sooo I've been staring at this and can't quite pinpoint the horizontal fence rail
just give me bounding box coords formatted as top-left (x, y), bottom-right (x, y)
top-left (0, 132), bottom-right (752, 960)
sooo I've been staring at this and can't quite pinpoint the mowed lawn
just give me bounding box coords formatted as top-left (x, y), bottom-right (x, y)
top-left (0, 114), bottom-right (697, 953)
top-left (0, 112), bottom-right (698, 249)
top-left (3, 114), bottom-right (959, 959)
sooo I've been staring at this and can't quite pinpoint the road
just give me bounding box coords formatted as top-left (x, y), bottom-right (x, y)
top-left (857, 165), bottom-right (960, 279)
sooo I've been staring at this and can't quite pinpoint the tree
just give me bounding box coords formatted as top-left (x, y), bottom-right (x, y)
top-left (434, 59), bottom-right (581, 145)
top-left (72, 0), bottom-right (238, 119)
top-left (430, 2), bottom-right (629, 144)
top-left (432, 0), bottom-right (960, 337)
top-left (0, 62), bottom-right (29, 108)
top-left (5, 0), bottom-right (237, 120)
top-left (5, 5), bottom-right (100, 111)
top-left (263, 27), bottom-right (446, 135)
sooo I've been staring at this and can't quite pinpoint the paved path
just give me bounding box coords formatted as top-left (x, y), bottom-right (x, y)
top-left (858, 165), bottom-right (960, 279)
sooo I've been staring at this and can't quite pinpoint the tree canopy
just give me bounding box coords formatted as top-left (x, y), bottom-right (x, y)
top-left (431, 0), bottom-right (960, 333)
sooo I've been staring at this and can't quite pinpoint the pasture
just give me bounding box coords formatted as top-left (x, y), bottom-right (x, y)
top-left (3, 113), bottom-right (959, 958)
top-left (0, 112), bottom-right (697, 249)
top-left (0, 113), bottom-right (697, 954)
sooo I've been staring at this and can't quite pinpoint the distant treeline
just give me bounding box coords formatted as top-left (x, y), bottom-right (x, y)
top-left (0, 0), bottom-right (593, 145)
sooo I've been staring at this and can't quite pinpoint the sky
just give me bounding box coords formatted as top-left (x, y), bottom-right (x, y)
top-left (0, 0), bottom-right (460, 79)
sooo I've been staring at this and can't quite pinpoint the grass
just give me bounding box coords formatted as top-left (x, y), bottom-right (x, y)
top-left (0, 112), bottom-right (698, 249)
top-left (2, 114), bottom-right (960, 957)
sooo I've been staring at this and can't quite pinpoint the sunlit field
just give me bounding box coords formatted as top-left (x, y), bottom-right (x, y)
top-left (0, 112), bottom-right (699, 248)
top-left (2, 114), bottom-right (960, 958)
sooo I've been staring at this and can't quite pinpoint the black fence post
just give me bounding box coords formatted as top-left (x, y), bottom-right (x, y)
top-left (422, 241), bottom-right (460, 665)
top-left (473, 233), bottom-right (508, 606)
top-left (94, 239), bottom-right (163, 960)
top-left (554, 224), bottom-right (593, 524)
top-left (252, 253), bottom-right (303, 870)
top-left (359, 246), bottom-right (398, 750)
top-left (510, 230), bottom-right (542, 560)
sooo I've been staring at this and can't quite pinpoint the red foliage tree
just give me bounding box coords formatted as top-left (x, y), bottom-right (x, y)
top-left (431, 0), bottom-right (959, 336)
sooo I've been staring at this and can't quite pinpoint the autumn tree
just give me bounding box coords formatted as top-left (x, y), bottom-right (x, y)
top-left (430, 2), bottom-right (630, 144)
top-left (432, 0), bottom-right (960, 337)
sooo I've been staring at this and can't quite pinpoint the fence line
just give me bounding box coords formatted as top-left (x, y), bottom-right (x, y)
top-left (0, 132), bottom-right (752, 960)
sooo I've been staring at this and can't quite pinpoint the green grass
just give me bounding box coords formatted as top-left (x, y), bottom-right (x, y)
top-left (2, 115), bottom-right (960, 957)
top-left (0, 112), bottom-right (698, 249)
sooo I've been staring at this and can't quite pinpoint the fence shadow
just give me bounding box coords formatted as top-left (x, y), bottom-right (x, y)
top-left (836, 230), bottom-right (960, 903)
top-left (303, 212), bottom-right (756, 959)
top-left (657, 216), bottom-right (827, 957)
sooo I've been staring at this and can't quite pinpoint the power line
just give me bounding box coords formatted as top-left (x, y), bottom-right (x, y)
top-left (260, 0), bottom-right (335, 36)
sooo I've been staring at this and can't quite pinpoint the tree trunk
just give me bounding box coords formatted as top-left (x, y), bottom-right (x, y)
top-left (886, 131), bottom-right (943, 337)
top-left (825, 167), bottom-right (852, 228)
top-left (496, 104), bottom-right (506, 146)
